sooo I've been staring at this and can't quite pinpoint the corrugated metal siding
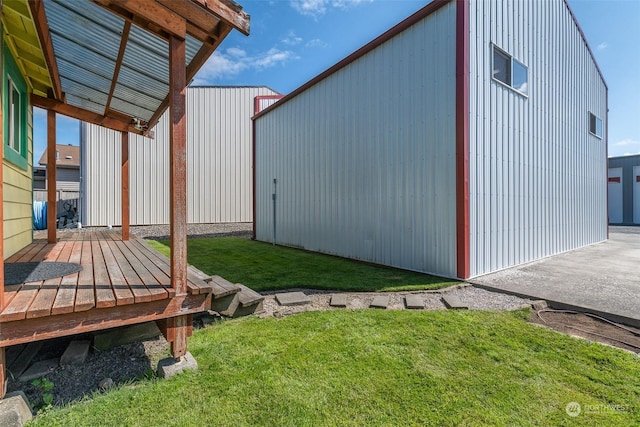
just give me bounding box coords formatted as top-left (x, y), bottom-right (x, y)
top-left (257, 97), bottom-right (282, 113)
top-left (608, 155), bottom-right (640, 224)
top-left (255, 2), bottom-right (458, 278)
top-left (81, 86), bottom-right (278, 226)
top-left (468, 0), bottom-right (608, 277)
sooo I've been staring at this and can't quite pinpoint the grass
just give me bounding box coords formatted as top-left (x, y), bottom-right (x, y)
top-left (147, 237), bottom-right (456, 292)
top-left (30, 310), bottom-right (639, 426)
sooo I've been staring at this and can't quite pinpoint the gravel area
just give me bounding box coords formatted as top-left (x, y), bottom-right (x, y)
top-left (260, 285), bottom-right (533, 318)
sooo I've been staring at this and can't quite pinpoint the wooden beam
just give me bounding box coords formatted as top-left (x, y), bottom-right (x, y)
top-left (47, 110), bottom-right (57, 243)
top-left (31, 94), bottom-right (146, 135)
top-left (105, 21), bottom-right (131, 115)
top-left (191, 0), bottom-right (250, 36)
top-left (164, 314), bottom-right (192, 359)
top-left (0, 294), bottom-right (209, 347)
top-left (169, 35), bottom-right (187, 294)
top-left (147, 23), bottom-right (232, 130)
top-left (93, 0), bottom-right (186, 40)
top-left (28, 0), bottom-right (64, 100)
top-left (121, 131), bottom-right (130, 240)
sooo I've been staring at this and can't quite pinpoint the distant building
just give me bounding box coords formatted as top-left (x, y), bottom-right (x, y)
top-left (608, 155), bottom-right (640, 225)
top-left (253, 0), bottom-right (607, 279)
top-left (81, 86), bottom-right (282, 226)
top-left (37, 144), bottom-right (81, 191)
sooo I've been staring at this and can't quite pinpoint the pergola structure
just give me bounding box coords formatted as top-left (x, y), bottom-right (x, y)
top-left (0, 0), bottom-right (249, 396)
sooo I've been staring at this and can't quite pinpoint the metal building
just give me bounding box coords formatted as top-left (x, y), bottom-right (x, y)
top-left (608, 155), bottom-right (640, 225)
top-left (81, 86), bottom-right (280, 226)
top-left (253, 0), bottom-right (607, 280)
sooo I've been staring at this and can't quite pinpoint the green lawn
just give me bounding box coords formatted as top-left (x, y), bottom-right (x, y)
top-left (147, 237), bottom-right (457, 292)
top-left (30, 310), bottom-right (639, 426)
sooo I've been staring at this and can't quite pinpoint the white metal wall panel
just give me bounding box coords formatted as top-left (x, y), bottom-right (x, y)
top-left (468, 0), bottom-right (608, 276)
top-left (80, 124), bottom-right (122, 226)
top-left (255, 3), bottom-right (458, 277)
top-left (257, 97), bottom-right (282, 113)
top-left (81, 86), bottom-right (278, 226)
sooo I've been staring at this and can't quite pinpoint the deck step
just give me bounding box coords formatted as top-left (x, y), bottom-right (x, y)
top-left (206, 275), bottom-right (241, 299)
top-left (209, 279), bottom-right (264, 318)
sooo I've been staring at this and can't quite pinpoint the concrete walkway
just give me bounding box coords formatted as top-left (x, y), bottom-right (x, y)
top-left (472, 226), bottom-right (640, 327)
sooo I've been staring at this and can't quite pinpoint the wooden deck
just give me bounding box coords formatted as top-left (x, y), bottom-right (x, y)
top-left (0, 231), bottom-right (212, 347)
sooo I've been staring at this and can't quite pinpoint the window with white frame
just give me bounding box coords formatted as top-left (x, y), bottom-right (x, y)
top-left (589, 112), bottom-right (603, 138)
top-left (492, 45), bottom-right (528, 96)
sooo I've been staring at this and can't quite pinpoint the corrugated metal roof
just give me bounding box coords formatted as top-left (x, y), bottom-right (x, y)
top-left (31, 0), bottom-right (248, 132)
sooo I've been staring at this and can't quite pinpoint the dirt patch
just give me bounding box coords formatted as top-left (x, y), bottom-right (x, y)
top-left (529, 309), bottom-right (640, 355)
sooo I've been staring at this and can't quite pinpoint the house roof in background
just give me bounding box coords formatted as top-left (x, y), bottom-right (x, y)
top-left (38, 144), bottom-right (80, 168)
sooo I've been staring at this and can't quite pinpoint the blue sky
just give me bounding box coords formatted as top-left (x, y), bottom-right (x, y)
top-left (33, 0), bottom-right (640, 163)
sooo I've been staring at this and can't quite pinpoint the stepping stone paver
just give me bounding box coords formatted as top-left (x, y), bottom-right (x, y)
top-left (157, 352), bottom-right (198, 379)
top-left (442, 294), bottom-right (468, 310)
top-left (330, 294), bottom-right (347, 307)
top-left (20, 358), bottom-right (59, 382)
top-left (405, 294), bottom-right (424, 309)
top-left (61, 340), bottom-right (91, 366)
top-left (0, 391), bottom-right (32, 427)
top-left (370, 295), bottom-right (390, 309)
top-left (275, 291), bottom-right (310, 306)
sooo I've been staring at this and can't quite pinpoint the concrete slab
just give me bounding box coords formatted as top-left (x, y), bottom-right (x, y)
top-left (19, 358), bottom-right (59, 382)
top-left (61, 340), bottom-right (91, 366)
top-left (157, 352), bottom-right (198, 379)
top-left (472, 228), bottom-right (640, 327)
top-left (442, 295), bottom-right (468, 310)
top-left (93, 322), bottom-right (161, 351)
top-left (275, 291), bottom-right (310, 306)
top-left (329, 294), bottom-right (347, 307)
top-left (370, 295), bottom-right (389, 309)
top-left (404, 294), bottom-right (424, 309)
top-left (0, 391), bottom-right (32, 427)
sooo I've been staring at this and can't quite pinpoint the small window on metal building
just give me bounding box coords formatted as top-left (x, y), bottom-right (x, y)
top-left (492, 44), bottom-right (528, 96)
top-left (589, 112), bottom-right (603, 138)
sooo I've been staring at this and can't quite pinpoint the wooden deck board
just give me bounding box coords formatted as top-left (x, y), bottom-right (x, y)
top-left (0, 282), bottom-right (43, 322)
top-left (99, 240), bottom-right (135, 306)
top-left (75, 241), bottom-right (96, 312)
top-left (25, 241), bottom-right (71, 319)
top-left (133, 239), bottom-right (211, 294)
top-left (51, 241), bottom-right (81, 315)
top-left (106, 240), bottom-right (153, 303)
top-left (92, 241), bottom-right (116, 309)
top-left (114, 240), bottom-right (167, 301)
top-left (118, 240), bottom-right (175, 298)
top-left (2, 232), bottom-right (212, 323)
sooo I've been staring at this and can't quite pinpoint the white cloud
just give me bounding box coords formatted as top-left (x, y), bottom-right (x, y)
top-left (193, 47), bottom-right (296, 84)
top-left (597, 42), bottom-right (608, 51)
top-left (254, 48), bottom-right (296, 69)
top-left (282, 31), bottom-right (303, 46)
top-left (290, 0), bottom-right (372, 17)
top-left (622, 151), bottom-right (640, 156)
top-left (305, 38), bottom-right (328, 48)
top-left (226, 47), bottom-right (247, 58)
top-left (614, 139), bottom-right (640, 147)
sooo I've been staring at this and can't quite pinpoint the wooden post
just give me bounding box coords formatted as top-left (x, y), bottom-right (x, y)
top-left (121, 131), bottom-right (129, 240)
top-left (168, 34), bottom-right (189, 360)
top-left (47, 110), bottom-right (57, 243)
